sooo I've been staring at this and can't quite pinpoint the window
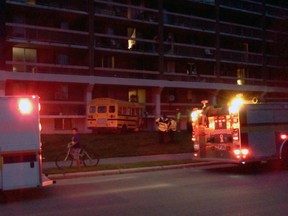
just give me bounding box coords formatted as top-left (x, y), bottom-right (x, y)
top-left (97, 106), bottom-right (107, 113)
top-left (12, 47), bottom-right (37, 72)
top-left (54, 118), bottom-right (72, 130)
top-left (109, 105), bottom-right (115, 113)
top-left (118, 107), bottom-right (123, 114)
top-left (89, 106), bottom-right (96, 113)
top-left (57, 54), bottom-right (68, 65)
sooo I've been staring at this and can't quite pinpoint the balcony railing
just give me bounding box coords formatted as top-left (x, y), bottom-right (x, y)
top-left (219, 0), bottom-right (263, 15)
top-left (6, 23), bottom-right (89, 48)
top-left (220, 21), bottom-right (263, 40)
top-left (163, 11), bottom-right (216, 33)
top-left (164, 42), bottom-right (216, 61)
top-left (220, 49), bottom-right (263, 66)
top-left (94, 33), bottom-right (158, 55)
top-left (94, 0), bottom-right (159, 23)
top-left (266, 4), bottom-right (288, 19)
top-left (6, 61), bottom-right (89, 75)
top-left (94, 67), bottom-right (159, 80)
top-left (7, 0), bottom-right (89, 13)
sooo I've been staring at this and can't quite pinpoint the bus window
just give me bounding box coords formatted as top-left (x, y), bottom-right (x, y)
top-left (89, 106), bottom-right (96, 113)
top-left (127, 108), bottom-right (131, 115)
top-left (97, 106), bottom-right (107, 113)
top-left (109, 105), bottom-right (115, 113)
top-left (123, 107), bottom-right (127, 115)
top-left (118, 107), bottom-right (122, 114)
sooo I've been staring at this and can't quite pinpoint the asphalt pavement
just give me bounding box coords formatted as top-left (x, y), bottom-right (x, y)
top-left (3, 165), bottom-right (288, 215)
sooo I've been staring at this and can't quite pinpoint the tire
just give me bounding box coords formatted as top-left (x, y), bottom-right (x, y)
top-left (82, 151), bottom-right (100, 167)
top-left (281, 145), bottom-right (288, 168)
top-left (121, 125), bottom-right (127, 134)
top-left (55, 153), bottom-right (73, 169)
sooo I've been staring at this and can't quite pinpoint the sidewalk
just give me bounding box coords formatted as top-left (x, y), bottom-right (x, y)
top-left (42, 153), bottom-right (194, 169)
top-left (44, 153), bottom-right (234, 179)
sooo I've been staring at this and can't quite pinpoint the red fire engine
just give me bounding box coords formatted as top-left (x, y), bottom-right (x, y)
top-left (191, 95), bottom-right (288, 165)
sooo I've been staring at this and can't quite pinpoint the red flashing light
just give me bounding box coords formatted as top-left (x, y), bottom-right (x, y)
top-left (280, 134), bottom-right (287, 140)
top-left (18, 98), bottom-right (33, 114)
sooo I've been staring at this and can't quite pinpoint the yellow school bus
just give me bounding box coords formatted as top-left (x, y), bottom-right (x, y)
top-left (87, 98), bottom-right (144, 133)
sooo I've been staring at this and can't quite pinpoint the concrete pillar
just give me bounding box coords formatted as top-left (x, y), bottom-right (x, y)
top-left (152, 87), bottom-right (163, 117)
top-left (85, 83), bottom-right (94, 133)
top-left (152, 87), bottom-right (163, 130)
top-left (0, 80), bottom-right (6, 96)
top-left (209, 90), bottom-right (219, 106)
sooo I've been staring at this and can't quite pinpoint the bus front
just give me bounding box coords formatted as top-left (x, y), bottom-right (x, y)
top-left (87, 100), bottom-right (118, 133)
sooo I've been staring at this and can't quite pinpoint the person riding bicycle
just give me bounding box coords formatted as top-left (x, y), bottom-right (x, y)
top-left (69, 128), bottom-right (82, 168)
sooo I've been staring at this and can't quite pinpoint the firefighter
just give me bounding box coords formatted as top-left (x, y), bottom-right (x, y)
top-left (156, 114), bottom-right (169, 144)
top-left (156, 115), bottom-right (177, 144)
top-left (176, 109), bottom-right (182, 132)
top-left (167, 118), bottom-right (177, 143)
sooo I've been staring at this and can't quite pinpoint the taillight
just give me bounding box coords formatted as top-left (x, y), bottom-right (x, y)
top-left (241, 149), bottom-right (249, 155)
top-left (234, 148), bottom-right (249, 159)
top-left (234, 149), bottom-right (241, 156)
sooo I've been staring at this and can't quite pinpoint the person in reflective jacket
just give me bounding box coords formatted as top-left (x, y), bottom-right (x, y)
top-left (156, 114), bottom-right (177, 144)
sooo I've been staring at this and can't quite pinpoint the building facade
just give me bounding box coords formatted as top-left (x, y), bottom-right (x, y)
top-left (1, 0), bottom-right (288, 133)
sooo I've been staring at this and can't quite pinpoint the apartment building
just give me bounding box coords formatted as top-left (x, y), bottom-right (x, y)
top-left (1, 0), bottom-right (288, 133)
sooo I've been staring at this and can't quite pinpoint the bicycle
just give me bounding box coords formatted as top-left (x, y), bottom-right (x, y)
top-left (55, 143), bottom-right (100, 169)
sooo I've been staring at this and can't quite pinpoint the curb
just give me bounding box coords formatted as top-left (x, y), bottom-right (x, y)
top-left (47, 161), bottom-right (228, 180)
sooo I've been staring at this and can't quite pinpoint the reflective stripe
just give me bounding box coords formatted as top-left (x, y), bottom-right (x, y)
top-left (168, 120), bottom-right (177, 131)
top-left (158, 122), bottom-right (168, 132)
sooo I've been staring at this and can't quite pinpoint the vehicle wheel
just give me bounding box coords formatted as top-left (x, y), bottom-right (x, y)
top-left (92, 128), bottom-right (98, 134)
top-left (82, 152), bottom-right (100, 167)
top-left (121, 125), bottom-right (127, 134)
top-left (281, 145), bottom-right (288, 168)
top-left (55, 153), bottom-right (73, 169)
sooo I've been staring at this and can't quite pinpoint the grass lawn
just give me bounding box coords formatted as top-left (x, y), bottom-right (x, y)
top-left (41, 131), bottom-right (194, 162)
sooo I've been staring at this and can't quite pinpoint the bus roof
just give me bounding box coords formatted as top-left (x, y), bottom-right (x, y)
top-left (89, 98), bottom-right (143, 107)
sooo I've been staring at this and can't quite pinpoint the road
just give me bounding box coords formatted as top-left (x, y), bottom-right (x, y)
top-left (1, 165), bottom-right (288, 216)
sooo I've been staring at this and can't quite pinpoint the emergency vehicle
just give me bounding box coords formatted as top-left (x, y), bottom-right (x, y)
top-left (87, 98), bottom-right (144, 133)
top-left (0, 96), bottom-right (54, 191)
top-left (191, 95), bottom-right (288, 165)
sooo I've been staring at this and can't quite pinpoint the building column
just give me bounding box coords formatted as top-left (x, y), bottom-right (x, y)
top-left (85, 83), bottom-right (94, 133)
top-left (0, 80), bottom-right (6, 96)
top-left (208, 90), bottom-right (219, 106)
top-left (151, 87), bottom-right (163, 130)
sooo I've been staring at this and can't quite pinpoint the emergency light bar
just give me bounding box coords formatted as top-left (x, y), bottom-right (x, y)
top-left (18, 98), bottom-right (33, 115)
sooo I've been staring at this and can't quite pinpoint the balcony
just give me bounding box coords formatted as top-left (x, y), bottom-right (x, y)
top-left (5, 61), bottom-right (89, 75)
top-left (220, 49), bottom-right (263, 66)
top-left (265, 4), bottom-right (288, 19)
top-left (94, 0), bottom-right (159, 24)
top-left (7, 0), bottom-right (89, 13)
top-left (163, 11), bottom-right (216, 33)
top-left (219, 21), bottom-right (263, 40)
top-left (6, 23), bottom-right (89, 48)
top-left (219, 0), bottom-right (263, 15)
top-left (94, 33), bottom-right (158, 56)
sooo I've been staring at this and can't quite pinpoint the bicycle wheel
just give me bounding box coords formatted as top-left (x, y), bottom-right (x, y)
top-left (82, 151), bottom-right (100, 167)
top-left (55, 153), bottom-right (73, 169)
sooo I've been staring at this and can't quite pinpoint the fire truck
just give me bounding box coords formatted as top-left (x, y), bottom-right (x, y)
top-left (191, 95), bottom-right (288, 165)
top-left (0, 96), bottom-right (54, 192)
